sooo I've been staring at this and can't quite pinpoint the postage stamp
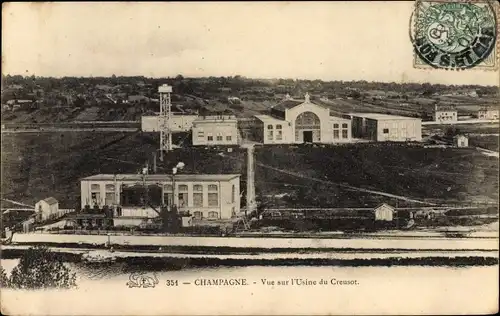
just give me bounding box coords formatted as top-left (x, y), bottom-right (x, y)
top-left (411, 0), bottom-right (499, 70)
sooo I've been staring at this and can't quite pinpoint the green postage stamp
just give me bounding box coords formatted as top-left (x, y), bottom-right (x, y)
top-left (411, 0), bottom-right (499, 70)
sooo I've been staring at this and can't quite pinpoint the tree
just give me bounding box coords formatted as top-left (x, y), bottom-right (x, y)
top-left (8, 246), bottom-right (77, 289)
top-left (0, 266), bottom-right (9, 287)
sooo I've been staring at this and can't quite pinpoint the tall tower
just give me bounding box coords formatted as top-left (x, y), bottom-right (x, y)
top-left (158, 84), bottom-right (173, 161)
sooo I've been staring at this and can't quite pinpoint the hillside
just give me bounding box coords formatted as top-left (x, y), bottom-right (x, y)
top-left (1, 132), bottom-right (497, 209)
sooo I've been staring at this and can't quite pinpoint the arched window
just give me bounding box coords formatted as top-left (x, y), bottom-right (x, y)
top-left (295, 111), bottom-right (321, 142)
top-left (208, 211), bottom-right (219, 219)
top-left (295, 112), bottom-right (320, 129)
top-left (193, 211), bottom-right (203, 220)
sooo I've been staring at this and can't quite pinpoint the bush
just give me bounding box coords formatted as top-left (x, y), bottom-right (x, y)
top-left (0, 266), bottom-right (9, 287)
top-left (7, 246), bottom-right (77, 289)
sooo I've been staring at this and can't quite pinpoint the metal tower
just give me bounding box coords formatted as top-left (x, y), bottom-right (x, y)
top-left (158, 84), bottom-right (173, 161)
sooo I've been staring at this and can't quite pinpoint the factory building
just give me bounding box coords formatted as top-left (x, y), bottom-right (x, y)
top-left (192, 115), bottom-right (239, 146)
top-left (350, 113), bottom-right (422, 142)
top-left (249, 93), bottom-right (351, 144)
top-left (141, 114), bottom-right (198, 132)
top-left (80, 174), bottom-right (241, 222)
top-left (477, 107), bottom-right (499, 120)
top-left (434, 105), bottom-right (458, 123)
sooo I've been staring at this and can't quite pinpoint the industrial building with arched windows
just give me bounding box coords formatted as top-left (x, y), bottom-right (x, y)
top-left (80, 174), bottom-right (241, 226)
top-left (250, 93), bottom-right (352, 144)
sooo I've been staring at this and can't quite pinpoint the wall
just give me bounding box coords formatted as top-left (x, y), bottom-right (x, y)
top-left (478, 110), bottom-right (499, 120)
top-left (81, 178), bottom-right (240, 219)
top-left (286, 102), bottom-right (333, 143)
top-left (262, 121), bottom-right (293, 144)
top-left (374, 119), bottom-right (422, 142)
top-left (192, 121), bottom-right (238, 146)
top-left (141, 115), bottom-right (198, 132)
top-left (434, 111), bottom-right (458, 122)
top-left (330, 118), bottom-right (352, 143)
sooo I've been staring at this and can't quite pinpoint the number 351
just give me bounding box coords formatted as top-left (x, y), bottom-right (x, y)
top-left (166, 280), bottom-right (179, 286)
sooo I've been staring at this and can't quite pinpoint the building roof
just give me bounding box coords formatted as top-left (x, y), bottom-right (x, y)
top-left (435, 105), bottom-right (457, 111)
top-left (193, 115), bottom-right (237, 123)
top-left (374, 203), bottom-right (395, 211)
top-left (42, 197), bottom-right (59, 205)
top-left (81, 174), bottom-right (241, 182)
top-left (254, 114), bottom-right (286, 124)
top-left (350, 113), bottom-right (420, 121)
top-left (272, 100), bottom-right (304, 111)
top-left (329, 115), bottom-right (351, 122)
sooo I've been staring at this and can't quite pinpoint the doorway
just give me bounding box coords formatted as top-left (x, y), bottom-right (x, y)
top-left (303, 131), bottom-right (313, 143)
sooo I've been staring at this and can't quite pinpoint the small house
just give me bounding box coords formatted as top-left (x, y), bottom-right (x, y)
top-left (453, 135), bottom-right (468, 148)
top-left (35, 197), bottom-right (59, 221)
top-left (373, 203), bottom-right (395, 221)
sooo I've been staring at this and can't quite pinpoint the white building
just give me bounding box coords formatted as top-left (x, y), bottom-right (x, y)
top-left (434, 105), bottom-right (458, 122)
top-left (249, 93), bottom-right (352, 144)
top-left (477, 107), bottom-right (499, 120)
top-left (453, 135), bottom-right (469, 147)
top-left (80, 174), bottom-right (241, 220)
top-left (192, 115), bottom-right (239, 146)
top-left (374, 203), bottom-right (395, 221)
top-left (141, 115), bottom-right (198, 132)
top-left (350, 113), bottom-right (422, 142)
top-left (35, 197), bottom-right (59, 221)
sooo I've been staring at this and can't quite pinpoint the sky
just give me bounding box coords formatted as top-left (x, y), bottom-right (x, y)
top-left (2, 2), bottom-right (499, 85)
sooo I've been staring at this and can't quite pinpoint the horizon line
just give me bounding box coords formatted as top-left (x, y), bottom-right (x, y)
top-left (2, 73), bottom-right (498, 88)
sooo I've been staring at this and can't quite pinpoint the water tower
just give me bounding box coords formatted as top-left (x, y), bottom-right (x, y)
top-left (158, 84), bottom-right (173, 160)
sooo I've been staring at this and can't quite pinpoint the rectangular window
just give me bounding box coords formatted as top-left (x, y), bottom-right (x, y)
top-left (208, 193), bottom-right (218, 207)
top-left (198, 131), bottom-right (204, 138)
top-left (342, 123), bottom-right (348, 128)
top-left (91, 184), bottom-right (100, 191)
top-left (216, 135), bottom-right (223, 141)
top-left (276, 130), bottom-right (282, 140)
top-left (383, 128), bottom-right (389, 134)
top-left (193, 184), bottom-right (203, 207)
top-left (342, 130), bottom-right (348, 139)
top-left (232, 185), bottom-right (236, 203)
top-left (267, 124), bottom-right (273, 130)
top-left (333, 123), bottom-right (339, 129)
top-left (333, 130), bottom-right (339, 139)
top-left (276, 124), bottom-right (282, 130)
top-left (163, 193), bottom-right (173, 206)
top-left (105, 184), bottom-right (115, 191)
top-left (208, 184), bottom-right (218, 207)
top-left (267, 130), bottom-right (273, 141)
top-left (178, 193), bottom-right (188, 207)
top-left (226, 135), bottom-right (232, 141)
top-left (207, 136), bottom-right (213, 141)
top-left (105, 192), bottom-right (115, 205)
top-left (91, 192), bottom-right (100, 205)
top-left (178, 185), bottom-right (188, 207)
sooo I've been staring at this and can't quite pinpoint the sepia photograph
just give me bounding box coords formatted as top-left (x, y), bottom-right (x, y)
top-left (1, 1), bottom-right (499, 315)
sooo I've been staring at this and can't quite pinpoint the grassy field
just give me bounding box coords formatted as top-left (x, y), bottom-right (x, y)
top-left (1, 132), bottom-right (498, 209)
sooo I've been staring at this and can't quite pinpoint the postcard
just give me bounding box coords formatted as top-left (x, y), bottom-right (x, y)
top-left (1, 1), bottom-right (499, 315)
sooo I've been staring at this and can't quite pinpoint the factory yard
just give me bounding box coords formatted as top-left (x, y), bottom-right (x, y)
top-left (1, 131), bottom-right (498, 209)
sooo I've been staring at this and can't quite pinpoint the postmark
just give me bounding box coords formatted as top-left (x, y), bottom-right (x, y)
top-left (411, 0), bottom-right (498, 70)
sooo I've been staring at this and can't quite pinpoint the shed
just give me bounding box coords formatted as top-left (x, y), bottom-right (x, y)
top-left (453, 135), bottom-right (469, 148)
top-left (35, 197), bottom-right (59, 221)
top-left (373, 203), bottom-right (395, 221)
